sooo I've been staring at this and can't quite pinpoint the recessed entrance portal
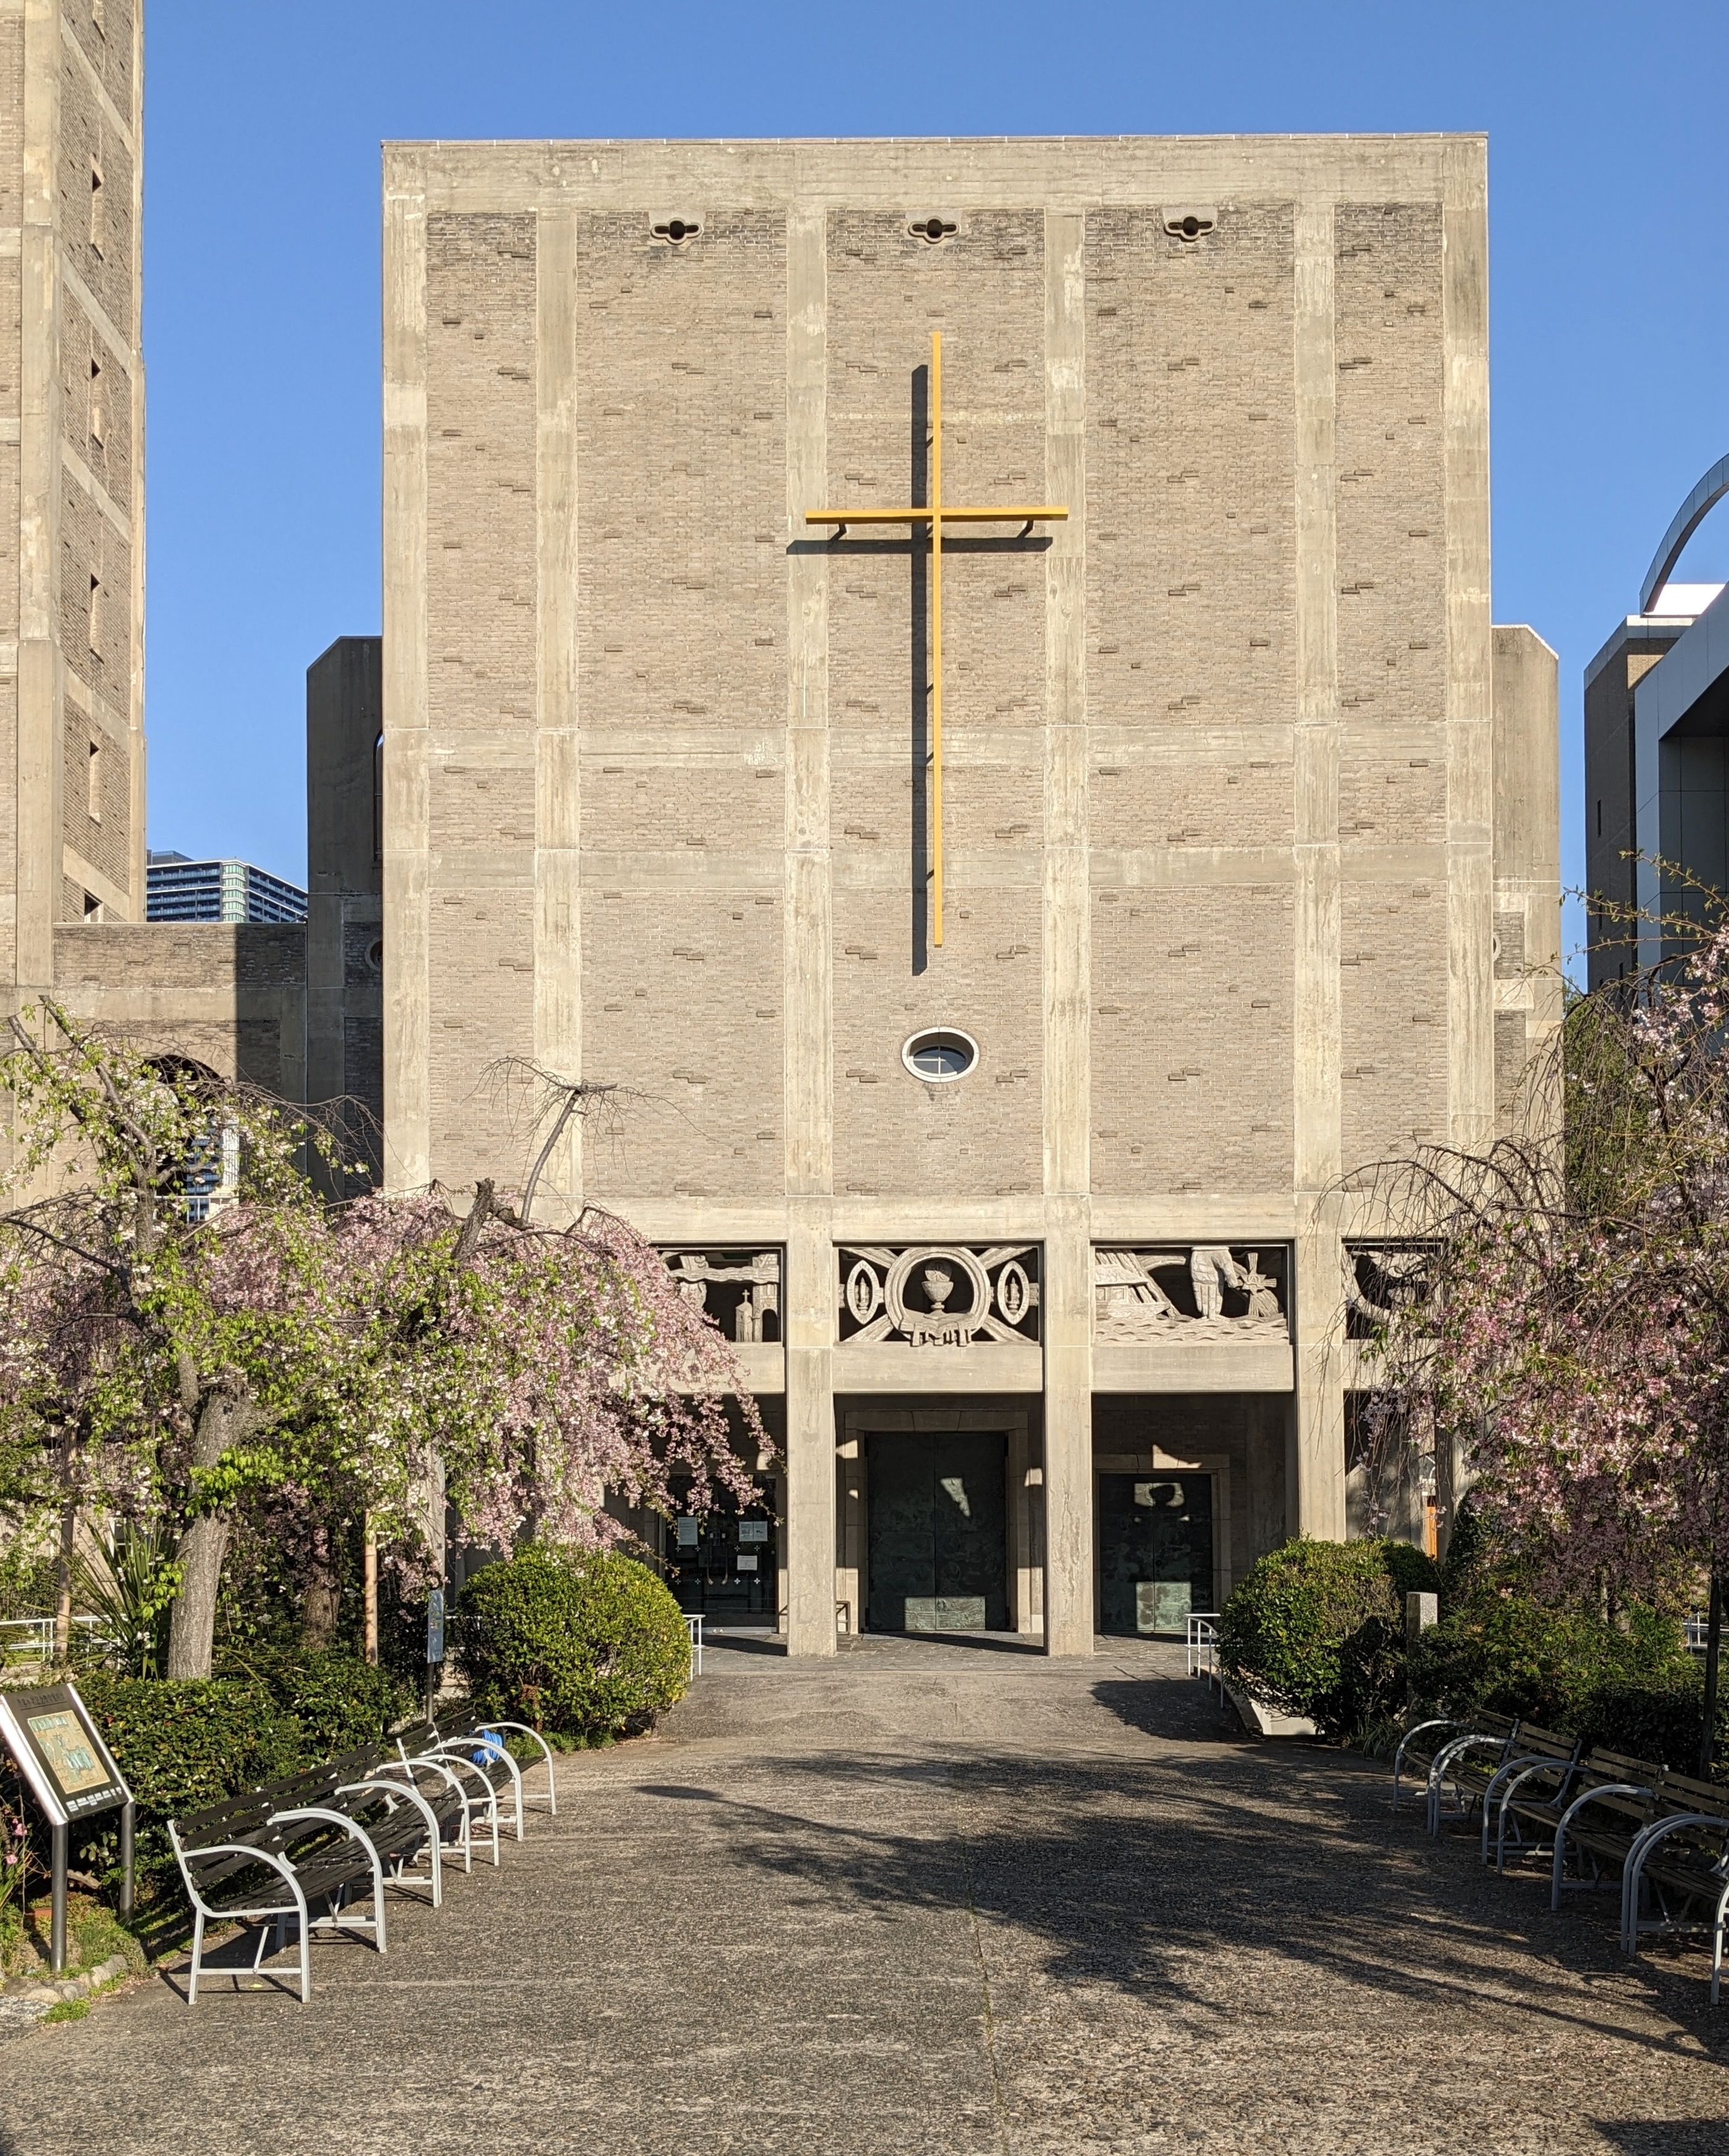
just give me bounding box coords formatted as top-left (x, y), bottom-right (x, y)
top-left (865, 1430), bottom-right (1009, 1633)
top-left (1097, 1472), bottom-right (1215, 1636)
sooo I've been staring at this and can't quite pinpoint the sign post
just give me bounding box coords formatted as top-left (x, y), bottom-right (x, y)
top-left (425, 1586), bottom-right (446, 1721)
top-left (0, 1683), bottom-right (134, 1975)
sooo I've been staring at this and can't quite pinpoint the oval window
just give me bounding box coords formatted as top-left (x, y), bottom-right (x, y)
top-left (901, 1027), bottom-right (979, 1083)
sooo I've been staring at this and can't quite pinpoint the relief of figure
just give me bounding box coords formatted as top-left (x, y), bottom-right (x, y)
top-left (1093, 1245), bottom-right (1287, 1341)
top-left (1188, 1246), bottom-right (1242, 1321)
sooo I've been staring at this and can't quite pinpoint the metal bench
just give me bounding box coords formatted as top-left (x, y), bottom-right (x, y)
top-left (1478, 1724), bottom-right (1584, 1868)
top-left (262, 1745), bottom-right (450, 1908)
top-left (168, 1770), bottom-right (406, 2004)
top-left (393, 1708), bottom-right (559, 1851)
top-left (1623, 1768), bottom-right (1729, 2005)
top-left (1392, 1711), bottom-right (1518, 1818)
top-left (1547, 1751), bottom-right (1664, 1911)
top-left (1400, 1713), bottom-right (1525, 1835)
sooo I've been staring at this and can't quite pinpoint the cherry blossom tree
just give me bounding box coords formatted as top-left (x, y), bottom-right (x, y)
top-left (1350, 922), bottom-right (1729, 1772)
top-left (0, 1007), bottom-right (764, 1680)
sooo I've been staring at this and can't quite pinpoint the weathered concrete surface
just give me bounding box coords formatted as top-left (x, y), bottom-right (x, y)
top-left (2, 1637), bottom-right (1725, 2154)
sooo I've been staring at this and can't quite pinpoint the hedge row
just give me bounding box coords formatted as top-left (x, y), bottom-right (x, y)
top-left (72, 1651), bottom-right (411, 1889)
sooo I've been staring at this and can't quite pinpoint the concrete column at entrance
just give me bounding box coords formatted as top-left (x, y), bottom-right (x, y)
top-left (784, 1214), bottom-right (836, 1656)
top-left (1043, 1205), bottom-right (1095, 1656)
top-left (781, 201), bottom-right (836, 1659)
top-left (1007, 1420), bottom-right (1043, 1635)
top-left (1294, 1196), bottom-right (1347, 1540)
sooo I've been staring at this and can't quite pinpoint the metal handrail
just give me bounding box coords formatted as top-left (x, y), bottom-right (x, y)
top-left (1186, 1613), bottom-right (1221, 1685)
top-left (0, 1615), bottom-right (109, 1667)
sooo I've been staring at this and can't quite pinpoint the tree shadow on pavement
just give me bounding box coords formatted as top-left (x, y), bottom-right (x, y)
top-left (635, 1684), bottom-right (1727, 2078)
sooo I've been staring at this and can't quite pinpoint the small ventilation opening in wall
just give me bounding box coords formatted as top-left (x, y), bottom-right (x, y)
top-left (652, 218), bottom-right (700, 245)
top-left (911, 216), bottom-right (958, 245)
top-left (367, 940), bottom-right (384, 972)
top-left (1163, 206), bottom-right (1218, 242)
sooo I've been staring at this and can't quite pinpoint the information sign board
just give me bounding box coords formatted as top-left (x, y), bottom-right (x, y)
top-left (0, 1683), bottom-right (131, 1827)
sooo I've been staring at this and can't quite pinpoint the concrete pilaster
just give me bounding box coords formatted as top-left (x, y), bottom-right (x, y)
top-left (15, 0), bottom-right (60, 992)
top-left (1040, 207), bottom-right (1093, 1655)
top-left (1290, 201), bottom-right (1345, 1541)
top-left (782, 201), bottom-right (836, 1656)
top-left (534, 209), bottom-right (582, 1211)
top-left (381, 153), bottom-right (429, 1193)
top-left (1443, 142), bottom-right (1495, 1155)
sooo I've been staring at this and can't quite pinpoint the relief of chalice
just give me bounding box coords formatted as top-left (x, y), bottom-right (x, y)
top-left (920, 1265), bottom-right (955, 1314)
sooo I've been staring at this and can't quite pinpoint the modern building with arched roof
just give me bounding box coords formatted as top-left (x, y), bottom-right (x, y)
top-left (1586, 458), bottom-right (1729, 984)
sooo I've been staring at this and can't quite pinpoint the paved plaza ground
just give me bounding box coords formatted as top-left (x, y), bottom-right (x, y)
top-left (1, 1635), bottom-right (1725, 2154)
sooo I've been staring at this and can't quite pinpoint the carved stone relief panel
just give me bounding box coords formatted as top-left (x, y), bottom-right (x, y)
top-left (1093, 1246), bottom-right (1289, 1343)
top-left (661, 1249), bottom-right (781, 1343)
top-left (836, 1245), bottom-right (1041, 1348)
top-left (1344, 1244), bottom-right (1434, 1340)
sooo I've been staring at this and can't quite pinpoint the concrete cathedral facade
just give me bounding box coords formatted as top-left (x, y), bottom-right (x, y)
top-left (0, 95), bottom-right (1563, 1656)
top-left (375, 135), bottom-right (1560, 1656)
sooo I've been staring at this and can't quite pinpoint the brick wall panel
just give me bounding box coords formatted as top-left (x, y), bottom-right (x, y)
top-left (1085, 204), bottom-right (1297, 733)
top-left (583, 890), bottom-right (785, 1199)
top-left (1090, 887), bottom-right (1295, 1194)
top-left (1334, 205), bottom-right (1446, 725)
top-left (831, 885), bottom-right (1042, 1198)
top-left (1340, 882), bottom-right (1449, 1164)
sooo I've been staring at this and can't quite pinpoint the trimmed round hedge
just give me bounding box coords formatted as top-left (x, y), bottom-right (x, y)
top-left (452, 1546), bottom-right (691, 1743)
top-left (1220, 1537), bottom-right (1439, 1740)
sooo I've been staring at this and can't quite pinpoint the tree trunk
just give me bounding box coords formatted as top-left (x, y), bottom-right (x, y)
top-left (1700, 1572), bottom-right (1723, 1783)
top-left (166, 1514), bottom-right (230, 1680)
top-left (53, 1483), bottom-right (75, 1667)
top-left (301, 1537), bottom-right (342, 1648)
top-left (166, 1380), bottom-right (261, 1680)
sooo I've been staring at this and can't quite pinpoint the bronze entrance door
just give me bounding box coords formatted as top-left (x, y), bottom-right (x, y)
top-left (865, 1431), bottom-right (1009, 1633)
top-left (1097, 1473), bottom-right (1215, 1635)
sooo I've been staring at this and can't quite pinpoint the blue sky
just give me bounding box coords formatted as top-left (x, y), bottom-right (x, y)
top-left (146, 1), bottom-right (1727, 967)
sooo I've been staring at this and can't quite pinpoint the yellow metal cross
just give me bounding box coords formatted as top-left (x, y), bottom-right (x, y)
top-left (806, 332), bottom-right (1067, 947)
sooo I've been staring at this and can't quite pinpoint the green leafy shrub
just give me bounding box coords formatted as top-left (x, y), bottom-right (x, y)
top-left (1405, 1590), bottom-right (1716, 1767)
top-left (453, 1546), bottom-right (690, 1743)
top-left (214, 1645), bottom-right (411, 1755)
top-left (74, 1672), bottom-right (306, 1885)
top-left (1221, 1538), bottom-right (1429, 1739)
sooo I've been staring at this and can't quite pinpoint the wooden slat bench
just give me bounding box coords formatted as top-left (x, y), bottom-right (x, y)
top-left (1547, 1752), bottom-right (1665, 1911)
top-left (169, 1771), bottom-right (401, 2004)
top-left (261, 1745), bottom-right (452, 1907)
top-left (1418, 1713), bottom-right (1525, 1835)
top-left (393, 1709), bottom-right (560, 1848)
top-left (1623, 1769), bottom-right (1729, 2005)
top-left (1478, 1724), bottom-right (1584, 1869)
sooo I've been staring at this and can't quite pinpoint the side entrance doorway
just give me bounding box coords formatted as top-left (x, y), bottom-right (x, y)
top-left (865, 1430), bottom-right (1009, 1634)
top-left (665, 1475), bottom-right (778, 1621)
top-left (1096, 1472), bottom-right (1215, 1636)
